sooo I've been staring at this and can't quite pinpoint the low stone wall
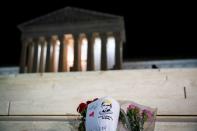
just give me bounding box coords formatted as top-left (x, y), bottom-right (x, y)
top-left (0, 69), bottom-right (197, 130)
top-left (0, 67), bottom-right (19, 75)
top-left (123, 59), bottom-right (197, 69)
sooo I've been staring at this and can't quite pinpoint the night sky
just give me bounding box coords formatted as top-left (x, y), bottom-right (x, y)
top-left (0, 1), bottom-right (196, 67)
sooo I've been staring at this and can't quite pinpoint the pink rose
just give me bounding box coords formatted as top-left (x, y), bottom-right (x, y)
top-left (142, 109), bottom-right (153, 120)
top-left (127, 104), bottom-right (137, 110)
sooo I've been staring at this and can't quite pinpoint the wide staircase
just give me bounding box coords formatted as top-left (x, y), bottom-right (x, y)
top-left (0, 69), bottom-right (197, 130)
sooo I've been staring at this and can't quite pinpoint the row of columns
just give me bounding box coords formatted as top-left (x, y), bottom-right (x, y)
top-left (19, 32), bottom-right (123, 73)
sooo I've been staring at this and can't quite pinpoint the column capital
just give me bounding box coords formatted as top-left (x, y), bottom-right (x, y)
top-left (72, 33), bottom-right (80, 39)
top-left (57, 34), bottom-right (65, 40)
top-left (38, 36), bottom-right (46, 43)
top-left (51, 36), bottom-right (58, 45)
top-left (113, 32), bottom-right (122, 41)
top-left (93, 32), bottom-right (100, 38)
top-left (44, 36), bottom-right (52, 42)
top-left (21, 38), bottom-right (32, 47)
top-left (99, 32), bottom-right (108, 39)
top-left (32, 37), bottom-right (39, 41)
top-left (106, 32), bottom-right (114, 37)
top-left (113, 31), bottom-right (121, 36)
top-left (86, 33), bottom-right (92, 39)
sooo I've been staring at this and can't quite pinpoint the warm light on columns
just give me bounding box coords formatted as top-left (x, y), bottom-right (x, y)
top-left (66, 34), bottom-right (74, 71)
top-left (94, 37), bottom-right (101, 70)
top-left (42, 42), bottom-right (47, 72)
top-left (107, 37), bottom-right (115, 69)
top-left (54, 41), bottom-right (60, 72)
top-left (81, 38), bottom-right (88, 71)
top-left (37, 44), bottom-right (41, 72)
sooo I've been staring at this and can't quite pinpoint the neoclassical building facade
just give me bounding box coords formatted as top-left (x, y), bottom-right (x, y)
top-left (18, 7), bottom-right (126, 73)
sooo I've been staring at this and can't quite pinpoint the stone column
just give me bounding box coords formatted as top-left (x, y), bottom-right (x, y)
top-left (114, 32), bottom-right (123, 69)
top-left (72, 34), bottom-right (81, 71)
top-left (27, 39), bottom-right (34, 73)
top-left (87, 33), bottom-right (95, 71)
top-left (19, 38), bottom-right (28, 73)
top-left (50, 36), bottom-right (58, 72)
top-left (39, 37), bottom-right (47, 73)
top-left (45, 37), bottom-right (52, 72)
top-left (32, 38), bottom-right (39, 73)
top-left (100, 33), bottom-right (108, 70)
top-left (58, 35), bottom-right (67, 72)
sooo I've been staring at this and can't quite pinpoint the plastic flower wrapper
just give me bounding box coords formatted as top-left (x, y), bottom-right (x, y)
top-left (117, 101), bottom-right (157, 131)
top-left (77, 98), bottom-right (98, 131)
top-left (85, 96), bottom-right (120, 131)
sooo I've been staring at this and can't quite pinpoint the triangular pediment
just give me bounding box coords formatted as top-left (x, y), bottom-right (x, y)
top-left (19, 7), bottom-right (123, 29)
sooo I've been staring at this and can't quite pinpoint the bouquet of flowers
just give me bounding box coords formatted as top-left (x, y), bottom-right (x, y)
top-left (77, 97), bottom-right (157, 131)
top-left (118, 101), bottom-right (157, 131)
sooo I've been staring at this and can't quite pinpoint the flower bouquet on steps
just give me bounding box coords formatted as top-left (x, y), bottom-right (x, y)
top-left (77, 97), bottom-right (157, 131)
top-left (118, 101), bottom-right (157, 131)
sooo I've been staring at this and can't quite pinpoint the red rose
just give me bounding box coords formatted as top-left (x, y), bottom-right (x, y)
top-left (77, 103), bottom-right (87, 113)
top-left (77, 98), bottom-right (98, 114)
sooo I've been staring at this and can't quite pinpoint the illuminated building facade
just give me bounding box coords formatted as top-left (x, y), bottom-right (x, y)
top-left (18, 7), bottom-right (126, 73)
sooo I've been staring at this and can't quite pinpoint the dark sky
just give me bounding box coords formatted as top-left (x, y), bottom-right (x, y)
top-left (0, 1), bottom-right (196, 67)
